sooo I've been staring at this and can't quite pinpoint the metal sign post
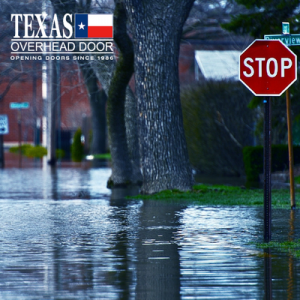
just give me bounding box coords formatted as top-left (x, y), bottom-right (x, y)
top-left (9, 102), bottom-right (30, 168)
top-left (18, 109), bottom-right (22, 168)
top-left (264, 97), bottom-right (272, 242)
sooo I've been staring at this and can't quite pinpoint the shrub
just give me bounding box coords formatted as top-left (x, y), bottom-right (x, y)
top-left (9, 144), bottom-right (32, 155)
top-left (71, 128), bottom-right (84, 162)
top-left (24, 145), bottom-right (47, 158)
top-left (243, 146), bottom-right (263, 182)
top-left (181, 80), bottom-right (254, 176)
top-left (9, 144), bottom-right (47, 158)
top-left (243, 145), bottom-right (300, 183)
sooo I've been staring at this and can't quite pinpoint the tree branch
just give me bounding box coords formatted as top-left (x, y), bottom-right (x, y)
top-left (0, 73), bottom-right (26, 102)
top-left (215, 110), bottom-right (243, 148)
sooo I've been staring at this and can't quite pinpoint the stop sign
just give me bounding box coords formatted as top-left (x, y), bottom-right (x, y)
top-left (239, 39), bottom-right (297, 96)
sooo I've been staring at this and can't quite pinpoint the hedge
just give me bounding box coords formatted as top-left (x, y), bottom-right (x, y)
top-left (243, 145), bottom-right (300, 183)
top-left (71, 128), bottom-right (84, 162)
top-left (181, 80), bottom-right (254, 176)
top-left (9, 144), bottom-right (47, 158)
top-left (9, 144), bottom-right (65, 159)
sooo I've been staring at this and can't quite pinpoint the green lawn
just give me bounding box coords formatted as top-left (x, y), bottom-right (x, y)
top-left (295, 175), bottom-right (300, 184)
top-left (131, 184), bottom-right (297, 209)
top-left (91, 153), bottom-right (111, 160)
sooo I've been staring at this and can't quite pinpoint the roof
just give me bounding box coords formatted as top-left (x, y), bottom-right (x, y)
top-left (195, 50), bottom-right (241, 81)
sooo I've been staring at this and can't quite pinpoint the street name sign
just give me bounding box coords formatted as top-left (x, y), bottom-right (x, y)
top-left (264, 34), bottom-right (300, 46)
top-left (282, 22), bottom-right (290, 35)
top-left (239, 39), bottom-right (297, 96)
top-left (0, 115), bottom-right (9, 135)
top-left (9, 102), bottom-right (30, 109)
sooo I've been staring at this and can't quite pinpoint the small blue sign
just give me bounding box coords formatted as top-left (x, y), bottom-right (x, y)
top-left (0, 115), bottom-right (9, 135)
top-left (10, 102), bottom-right (29, 109)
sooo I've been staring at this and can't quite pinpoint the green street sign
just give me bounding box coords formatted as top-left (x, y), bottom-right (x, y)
top-left (264, 34), bottom-right (300, 46)
top-left (9, 102), bottom-right (30, 109)
top-left (282, 22), bottom-right (290, 35)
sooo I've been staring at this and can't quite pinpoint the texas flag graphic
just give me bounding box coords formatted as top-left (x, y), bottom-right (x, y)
top-left (75, 14), bottom-right (113, 38)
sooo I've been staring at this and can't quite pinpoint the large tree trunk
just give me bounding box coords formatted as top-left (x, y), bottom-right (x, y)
top-left (106, 1), bottom-right (135, 187)
top-left (93, 1), bottom-right (142, 187)
top-left (124, 0), bottom-right (194, 194)
top-left (92, 60), bottom-right (142, 186)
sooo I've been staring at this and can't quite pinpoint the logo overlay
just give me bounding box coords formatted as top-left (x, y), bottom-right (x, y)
top-left (10, 13), bottom-right (114, 61)
top-left (75, 14), bottom-right (113, 38)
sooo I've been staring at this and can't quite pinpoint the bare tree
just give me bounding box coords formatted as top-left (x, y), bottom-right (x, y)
top-left (182, 0), bottom-right (251, 48)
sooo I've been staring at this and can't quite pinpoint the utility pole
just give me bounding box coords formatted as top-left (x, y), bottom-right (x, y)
top-left (47, 56), bottom-right (57, 166)
top-left (42, 0), bottom-right (48, 160)
top-left (18, 109), bottom-right (22, 168)
top-left (46, 4), bottom-right (57, 166)
top-left (32, 60), bottom-right (38, 146)
top-left (56, 59), bottom-right (61, 164)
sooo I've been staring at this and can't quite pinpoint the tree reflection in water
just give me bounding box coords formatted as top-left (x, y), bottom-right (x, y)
top-left (110, 187), bottom-right (184, 300)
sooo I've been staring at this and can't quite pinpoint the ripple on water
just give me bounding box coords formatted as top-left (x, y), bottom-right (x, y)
top-left (0, 168), bottom-right (300, 299)
top-left (176, 206), bottom-right (263, 299)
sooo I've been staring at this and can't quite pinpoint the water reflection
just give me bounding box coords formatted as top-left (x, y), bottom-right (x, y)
top-left (262, 209), bottom-right (300, 300)
top-left (288, 210), bottom-right (296, 300)
top-left (177, 206), bottom-right (263, 299)
top-left (134, 200), bottom-right (183, 300)
top-left (109, 187), bottom-right (184, 300)
top-left (264, 248), bottom-right (272, 300)
top-left (0, 168), bottom-right (300, 299)
top-left (108, 188), bottom-right (139, 299)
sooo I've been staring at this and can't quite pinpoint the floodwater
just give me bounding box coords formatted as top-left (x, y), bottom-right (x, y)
top-left (0, 166), bottom-right (300, 299)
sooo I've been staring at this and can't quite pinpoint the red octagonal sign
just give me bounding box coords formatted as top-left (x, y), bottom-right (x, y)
top-left (239, 39), bottom-right (297, 96)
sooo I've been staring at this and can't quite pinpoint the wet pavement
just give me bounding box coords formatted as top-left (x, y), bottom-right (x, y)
top-left (0, 166), bottom-right (300, 299)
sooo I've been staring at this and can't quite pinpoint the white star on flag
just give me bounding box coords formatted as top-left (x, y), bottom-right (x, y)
top-left (78, 22), bottom-right (85, 30)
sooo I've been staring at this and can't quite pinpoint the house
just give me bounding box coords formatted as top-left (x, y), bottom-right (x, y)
top-left (0, 58), bottom-right (90, 151)
top-left (194, 50), bottom-right (241, 81)
top-left (178, 22), bottom-right (253, 85)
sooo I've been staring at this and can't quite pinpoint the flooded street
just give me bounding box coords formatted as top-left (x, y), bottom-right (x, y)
top-left (0, 167), bottom-right (300, 299)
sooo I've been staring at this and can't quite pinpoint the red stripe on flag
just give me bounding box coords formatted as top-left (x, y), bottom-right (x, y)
top-left (88, 26), bottom-right (113, 38)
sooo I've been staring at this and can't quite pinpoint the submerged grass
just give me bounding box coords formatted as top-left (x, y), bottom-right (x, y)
top-left (256, 240), bottom-right (300, 258)
top-left (132, 184), bottom-right (297, 208)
